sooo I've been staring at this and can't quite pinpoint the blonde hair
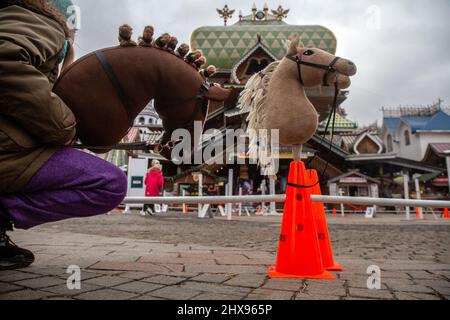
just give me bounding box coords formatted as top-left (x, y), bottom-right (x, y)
top-left (149, 160), bottom-right (162, 171)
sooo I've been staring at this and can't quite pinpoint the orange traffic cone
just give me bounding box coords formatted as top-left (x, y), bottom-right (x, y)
top-left (307, 170), bottom-right (343, 272)
top-left (268, 161), bottom-right (335, 280)
top-left (332, 208), bottom-right (337, 217)
top-left (444, 208), bottom-right (450, 219)
top-left (416, 208), bottom-right (420, 219)
top-left (183, 204), bottom-right (188, 215)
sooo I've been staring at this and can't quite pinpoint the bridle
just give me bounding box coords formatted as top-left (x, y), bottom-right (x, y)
top-left (74, 50), bottom-right (212, 154)
top-left (285, 52), bottom-right (342, 189)
top-left (285, 53), bottom-right (341, 87)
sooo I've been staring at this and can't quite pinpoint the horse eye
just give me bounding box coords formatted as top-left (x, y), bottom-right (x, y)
top-left (303, 50), bottom-right (314, 56)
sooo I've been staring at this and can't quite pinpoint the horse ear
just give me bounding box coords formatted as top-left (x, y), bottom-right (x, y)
top-left (287, 35), bottom-right (300, 55)
top-left (204, 84), bottom-right (231, 102)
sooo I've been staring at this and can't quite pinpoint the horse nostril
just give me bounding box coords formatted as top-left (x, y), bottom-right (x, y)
top-left (348, 61), bottom-right (354, 66)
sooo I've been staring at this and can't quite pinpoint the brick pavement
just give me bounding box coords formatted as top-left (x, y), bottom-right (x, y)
top-left (0, 213), bottom-right (449, 300)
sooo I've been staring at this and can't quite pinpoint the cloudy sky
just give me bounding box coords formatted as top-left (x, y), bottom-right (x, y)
top-left (71, 0), bottom-right (450, 126)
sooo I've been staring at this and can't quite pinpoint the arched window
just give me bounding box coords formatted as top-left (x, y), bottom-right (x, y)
top-left (387, 135), bottom-right (393, 152)
top-left (404, 130), bottom-right (411, 146)
top-left (148, 118), bottom-right (154, 124)
top-left (138, 117), bottom-right (145, 125)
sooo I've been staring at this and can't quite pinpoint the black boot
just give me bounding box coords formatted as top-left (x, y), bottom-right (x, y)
top-left (0, 216), bottom-right (35, 271)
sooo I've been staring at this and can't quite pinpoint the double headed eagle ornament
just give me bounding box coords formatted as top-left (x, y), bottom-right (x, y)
top-left (217, 5), bottom-right (235, 26)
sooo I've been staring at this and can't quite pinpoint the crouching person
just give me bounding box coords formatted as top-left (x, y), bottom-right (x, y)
top-left (0, 0), bottom-right (128, 270)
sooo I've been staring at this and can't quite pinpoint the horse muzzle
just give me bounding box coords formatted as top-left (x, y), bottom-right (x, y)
top-left (335, 58), bottom-right (357, 77)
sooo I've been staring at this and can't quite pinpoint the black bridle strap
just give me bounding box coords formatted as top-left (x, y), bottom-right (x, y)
top-left (287, 181), bottom-right (318, 189)
top-left (286, 55), bottom-right (304, 85)
top-left (286, 54), bottom-right (341, 87)
top-left (323, 57), bottom-right (340, 87)
top-left (95, 50), bottom-right (134, 125)
top-left (295, 56), bottom-right (304, 86)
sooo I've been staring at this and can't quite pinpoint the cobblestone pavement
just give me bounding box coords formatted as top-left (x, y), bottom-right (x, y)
top-left (0, 212), bottom-right (449, 300)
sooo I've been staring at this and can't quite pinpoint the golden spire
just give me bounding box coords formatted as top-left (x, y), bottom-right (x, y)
top-left (251, 3), bottom-right (257, 21)
top-left (216, 4), bottom-right (235, 26)
top-left (263, 3), bottom-right (269, 20)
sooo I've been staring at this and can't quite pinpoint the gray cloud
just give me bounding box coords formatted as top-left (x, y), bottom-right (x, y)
top-left (72, 0), bottom-right (450, 126)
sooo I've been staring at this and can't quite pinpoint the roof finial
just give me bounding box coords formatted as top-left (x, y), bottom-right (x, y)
top-left (217, 4), bottom-right (235, 26)
top-left (252, 3), bottom-right (257, 21)
top-left (263, 3), bottom-right (269, 20)
top-left (271, 5), bottom-right (290, 21)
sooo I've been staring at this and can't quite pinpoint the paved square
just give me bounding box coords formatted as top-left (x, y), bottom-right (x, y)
top-left (0, 212), bottom-right (449, 300)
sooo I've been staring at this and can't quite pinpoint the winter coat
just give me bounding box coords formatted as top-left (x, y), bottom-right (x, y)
top-left (145, 168), bottom-right (164, 197)
top-left (0, 3), bottom-right (76, 195)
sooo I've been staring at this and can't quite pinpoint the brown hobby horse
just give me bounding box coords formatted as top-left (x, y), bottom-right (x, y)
top-left (53, 46), bottom-right (231, 159)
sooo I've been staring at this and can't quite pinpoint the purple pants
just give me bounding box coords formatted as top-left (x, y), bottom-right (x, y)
top-left (0, 148), bottom-right (127, 230)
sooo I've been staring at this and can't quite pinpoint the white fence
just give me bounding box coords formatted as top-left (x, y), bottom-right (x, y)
top-left (124, 195), bottom-right (450, 208)
top-left (123, 195), bottom-right (450, 221)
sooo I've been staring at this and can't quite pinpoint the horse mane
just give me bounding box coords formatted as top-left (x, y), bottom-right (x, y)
top-left (237, 60), bottom-right (281, 175)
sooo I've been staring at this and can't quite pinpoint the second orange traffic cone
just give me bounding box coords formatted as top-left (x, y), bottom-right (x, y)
top-left (306, 170), bottom-right (343, 272)
top-left (268, 161), bottom-right (335, 280)
top-left (444, 208), bottom-right (450, 219)
top-left (332, 208), bottom-right (337, 217)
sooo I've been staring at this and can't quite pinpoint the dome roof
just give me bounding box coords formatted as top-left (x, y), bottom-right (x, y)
top-left (319, 113), bottom-right (357, 132)
top-left (190, 24), bottom-right (336, 70)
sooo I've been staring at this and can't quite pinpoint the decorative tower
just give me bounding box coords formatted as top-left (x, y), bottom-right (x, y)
top-left (263, 3), bottom-right (269, 20)
top-left (251, 3), bottom-right (257, 21)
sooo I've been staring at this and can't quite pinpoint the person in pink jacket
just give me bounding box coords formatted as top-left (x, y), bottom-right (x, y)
top-left (143, 160), bottom-right (164, 215)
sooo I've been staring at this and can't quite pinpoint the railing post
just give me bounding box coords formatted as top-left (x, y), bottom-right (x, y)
top-left (198, 173), bottom-right (203, 218)
top-left (238, 187), bottom-right (243, 217)
top-left (261, 180), bottom-right (266, 215)
top-left (414, 177), bottom-right (424, 219)
top-left (404, 174), bottom-right (411, 221)
top-left (227, 169), bottom-right (234, 221)
top-left (270, 175), bottom-right (276, 215)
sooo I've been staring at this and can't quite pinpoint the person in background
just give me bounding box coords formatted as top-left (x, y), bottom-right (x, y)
top-left (142, 160), bottom-right (164, 216)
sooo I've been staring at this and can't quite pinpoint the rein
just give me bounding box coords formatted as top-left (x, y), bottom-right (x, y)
top-left (285, 53), bottom-right (341, 189)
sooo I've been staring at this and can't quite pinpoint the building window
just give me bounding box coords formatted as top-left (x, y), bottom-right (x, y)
top-left (138, 117), bottom-right (145, 125)
top-left (387, 135), bottom-right (393, 152)
top-left (148, 118), bottom-right (154, 124)
top-left (404, 130), bottom-right (411, 146)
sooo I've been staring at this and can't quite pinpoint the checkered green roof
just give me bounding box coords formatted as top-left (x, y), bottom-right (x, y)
top-left (190, 25), bottom-right (336, 70)
top-left (319, 113), bottom-right (357, 130)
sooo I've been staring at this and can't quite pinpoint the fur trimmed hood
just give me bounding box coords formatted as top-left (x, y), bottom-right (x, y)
top-left (0, 0), bottom-right (71, 38)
